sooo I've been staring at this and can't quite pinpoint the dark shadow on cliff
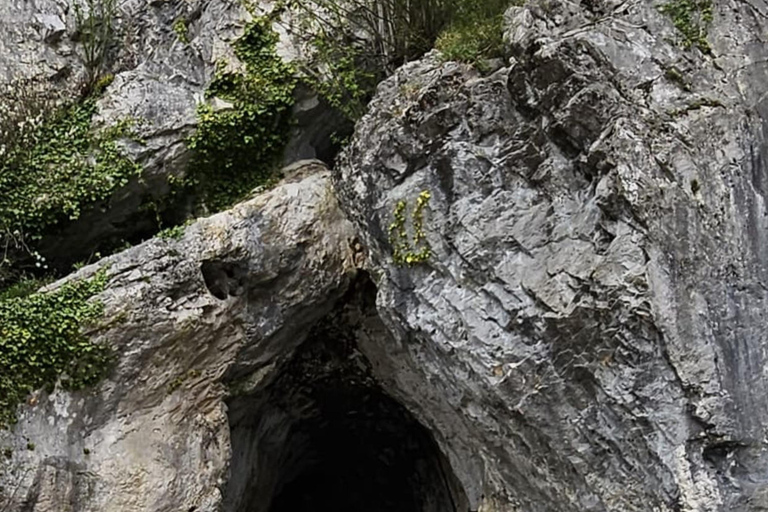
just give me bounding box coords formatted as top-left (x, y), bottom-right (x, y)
top-left (222, 275), bottom-right (467, 512)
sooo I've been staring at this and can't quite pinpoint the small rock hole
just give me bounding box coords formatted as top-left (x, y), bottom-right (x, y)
top-left (200, 260), bottom-right (247, 300)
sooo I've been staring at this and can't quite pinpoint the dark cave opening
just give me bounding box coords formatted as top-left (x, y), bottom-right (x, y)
top-left (223, 279), bottom-right (466, 512)
top-left (267, 386), bottom-right (452, 512)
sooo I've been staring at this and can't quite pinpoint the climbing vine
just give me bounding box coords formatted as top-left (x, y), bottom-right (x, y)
top-left (186, 17), bottom-right (297, 211)
top-left (389, 190), bottom-right (432, 266)
top-left (0, 268), bottom-right (112, 427)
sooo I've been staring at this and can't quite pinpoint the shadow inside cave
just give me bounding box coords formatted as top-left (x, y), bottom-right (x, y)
top-left (222, 278), bottom-right (467, 512)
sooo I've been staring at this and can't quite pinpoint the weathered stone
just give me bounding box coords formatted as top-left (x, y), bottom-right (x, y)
top-left (3, 0), bottom-right (768, 511)
top-left (0, 165), bottom-right (358, 511)
top-left (333, 1), bottom-right (768, 510)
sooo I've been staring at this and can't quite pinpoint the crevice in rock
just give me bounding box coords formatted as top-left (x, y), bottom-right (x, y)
top-left (222, 276), bottom-right (467, 512)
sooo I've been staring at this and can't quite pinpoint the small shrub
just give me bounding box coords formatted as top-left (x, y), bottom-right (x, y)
top-left (73, 0), bottom-right (119, 92)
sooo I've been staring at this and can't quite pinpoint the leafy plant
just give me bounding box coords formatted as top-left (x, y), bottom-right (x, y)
top-left (0, 95), bottom-right (142, 285)
top-left (73, 0), bottom-right (119, 92)
top-left (157, 219), bottom-right (194, 240)
top-left (658, 0), bottom-right (713, 52)
top-left (389, 190), bottom-right (432, 266)
top-left (0, 269), bottom-right (112, 427)
top-left (173, 17), bottom-right (190, 44)
top-left (186, 17), bottom-right (297, 211)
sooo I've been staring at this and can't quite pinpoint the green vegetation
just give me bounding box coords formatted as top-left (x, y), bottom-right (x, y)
top-left (73, 0), bottom-right (118, 92)
top-left (0, 269), bottom-right (111, 427)
top-left (278, 0), bottom-right (513, 120)
top-left (659, 0), bottom-right (713, 52)
top-left (0, 0), bottom-right (130, 283)
top-left (173, 17), bottom-right (190, 44)
top-left (435, 0), bottom-right (512, 67)
top-left (389, 190), bottom-right (432, 266)
top-left (157, 219), bottom-right (194, 240)
top-left (0, 96), bottom-right (142, 283)
top-left (304, 37), bottom-right (378, 121)
top-left (435, 16), bottom-right (504, 68)
top-left (186, 17), bottom-right (297, 211)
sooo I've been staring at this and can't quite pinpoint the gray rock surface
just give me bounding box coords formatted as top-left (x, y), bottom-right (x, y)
top-left (0, 0), bottom-right (344, 263)
top-left (0, 163), bottom-right (358, 512)
top-left (334, 1), bottom-right (768, 510)
top-left (3, 0), bottom-right (768, 511)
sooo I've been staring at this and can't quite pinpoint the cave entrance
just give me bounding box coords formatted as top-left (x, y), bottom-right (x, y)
top-left (223, 279), bottom-right (467, 512)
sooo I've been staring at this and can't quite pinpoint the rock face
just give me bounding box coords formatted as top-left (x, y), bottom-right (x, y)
top-left (3, 0), bottom-right (768, 511)
top-left (0, 0), bottom-right (344, 264)
top-left (334, 1), bottom-right (768, 510)
top-left (0, 163), bottom-right (360, 511)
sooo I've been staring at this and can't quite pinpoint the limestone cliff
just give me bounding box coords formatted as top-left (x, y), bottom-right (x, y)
top-left (2, 0), bottom-right (768, 511)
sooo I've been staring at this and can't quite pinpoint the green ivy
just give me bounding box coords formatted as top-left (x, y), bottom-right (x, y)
top-left (186, 17), bottom-right (297, 211)
top-left (389, 190), bottom-right (432, 266)
top-left (659, 0), bottom-right (713, 52)
top-left (0, 269), bottom-right (111, 427)
top-left (0, 98), bottom-right (142, 274)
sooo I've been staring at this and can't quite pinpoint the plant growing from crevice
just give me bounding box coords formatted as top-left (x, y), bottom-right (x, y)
top-left (157, 219), bottom-right (194, 240)
top-left (389, 190), bottom-right (432, 266)
top-left (173, 17), bottom-right (190, 44)
top-left (0, 268), bottom-right (112, 428)
top-left (658, 0), bottom-right (713, 53)
top-left (73, 0), bottom-right (119, 93)
top-left (185, 16), bottom-right (297, 211)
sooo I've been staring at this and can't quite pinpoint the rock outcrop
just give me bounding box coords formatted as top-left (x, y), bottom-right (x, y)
top-left (0, 163), bottom-right (360, 511)
top-left (334, 1), bottom-right (768, 510)
top-left (0, 0), bottom-right (344, 266)
top-left (3, 0), bottom-right (768, 511)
